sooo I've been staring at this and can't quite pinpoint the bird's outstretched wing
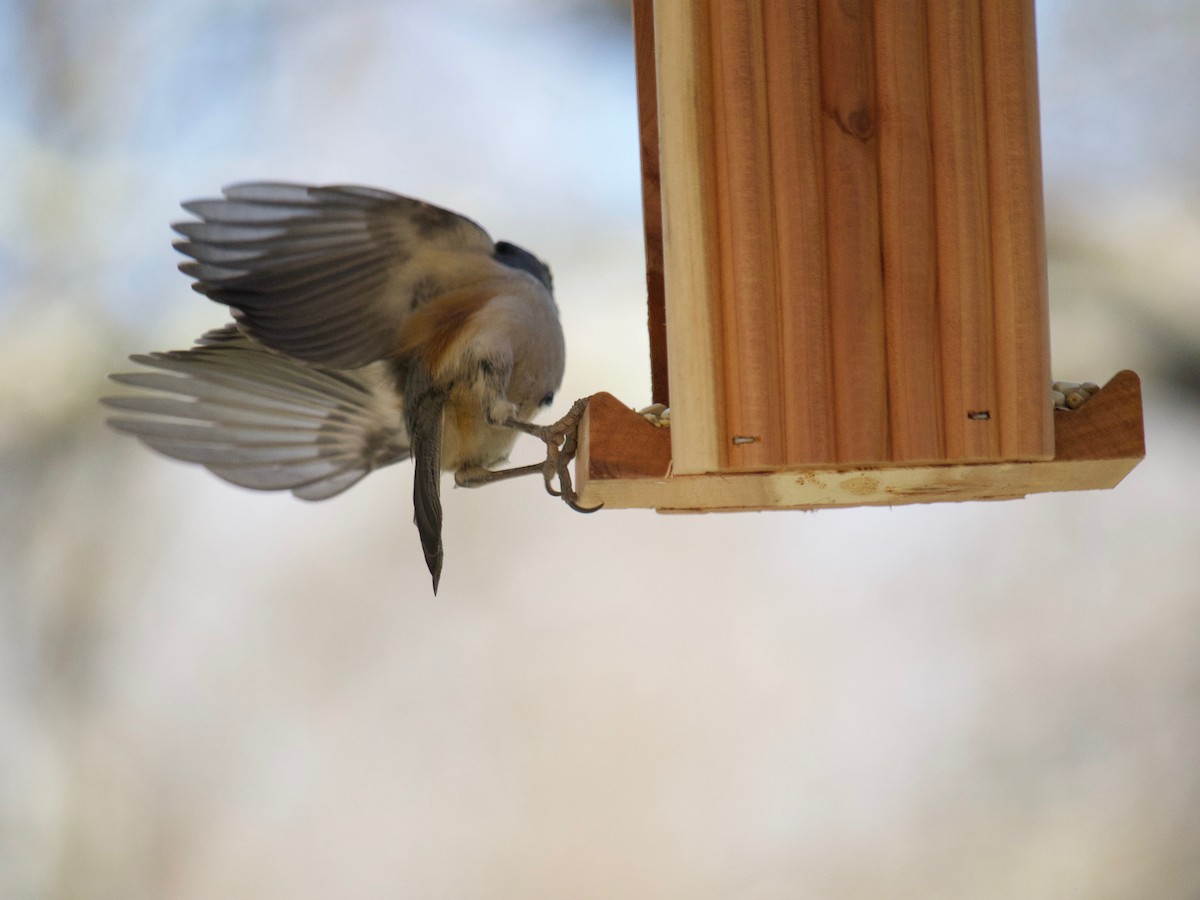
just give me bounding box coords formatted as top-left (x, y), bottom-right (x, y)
top-left (103, 326), bottom-right (409, 501)
top-left (173, 182), bottom-right (502, 369)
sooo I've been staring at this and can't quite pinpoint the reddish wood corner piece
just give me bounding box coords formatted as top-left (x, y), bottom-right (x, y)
top-left (580, 392), bottom-right (671, 480)
top-left (1053, 369), bottom-right (1145, 462)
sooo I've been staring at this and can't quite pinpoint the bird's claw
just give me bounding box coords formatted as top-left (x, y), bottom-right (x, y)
top-left (508, 397), bottom-right (602, 513)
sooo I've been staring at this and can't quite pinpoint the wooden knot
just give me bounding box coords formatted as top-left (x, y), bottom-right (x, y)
top-left (844, 106), bottom-right (874, 140)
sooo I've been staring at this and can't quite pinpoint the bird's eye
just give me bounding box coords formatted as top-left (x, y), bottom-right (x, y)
top-left (540, 392), bottom-right (555, 407)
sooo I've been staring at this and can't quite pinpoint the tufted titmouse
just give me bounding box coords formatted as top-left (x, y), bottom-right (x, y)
top-left (104, 182), bottom-right (594, 592)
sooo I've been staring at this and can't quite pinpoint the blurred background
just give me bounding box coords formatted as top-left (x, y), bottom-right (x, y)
top-left (2, 0), bottom-right (1198, 897)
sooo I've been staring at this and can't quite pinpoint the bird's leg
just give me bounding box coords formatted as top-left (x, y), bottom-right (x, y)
top-left (454, 462), bottom-right (544, 488)
top-left (504, 396), bottom-right (600, 513)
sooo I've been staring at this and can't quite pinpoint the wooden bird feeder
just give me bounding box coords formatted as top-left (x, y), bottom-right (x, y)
top-left (573, 0), bottom-right (1144, 512)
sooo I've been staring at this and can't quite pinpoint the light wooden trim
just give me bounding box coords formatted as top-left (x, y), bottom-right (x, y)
top-left (654, 0), bottom-right (724, 474)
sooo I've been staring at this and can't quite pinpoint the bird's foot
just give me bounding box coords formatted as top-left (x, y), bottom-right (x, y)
top-left (505, 397), bottom-right (601, 513)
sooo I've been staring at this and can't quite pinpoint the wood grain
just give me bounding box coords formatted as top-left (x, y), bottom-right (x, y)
top-left (818, 0), bottom-right (890, 465)
top-left (982, 0), bottom-right (1054, 460)
top-left (709, 0), bottom-right (785, 468)
top-left (640, 0), bottom-right (1054, 474)
top-left (928, 0), bottom-right (999, 460)
top-left (875, 0), bottom-right (944, 462)
top-left (763, 0), bottom-right (836, 465)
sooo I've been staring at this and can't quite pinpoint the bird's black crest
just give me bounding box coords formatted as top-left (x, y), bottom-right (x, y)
top-left (494, 241), bottom-right (553, 291)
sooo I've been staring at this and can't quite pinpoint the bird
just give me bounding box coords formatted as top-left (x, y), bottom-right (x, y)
top-left (103, 182), bottom-right (596, 593)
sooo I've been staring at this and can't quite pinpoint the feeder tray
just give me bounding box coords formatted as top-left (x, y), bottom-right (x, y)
top-left (572, 0), bottom-right (1144, 512)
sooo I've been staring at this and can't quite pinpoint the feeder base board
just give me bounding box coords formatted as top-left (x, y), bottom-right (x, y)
top-left (575, 370), bottom-right (1144, 513)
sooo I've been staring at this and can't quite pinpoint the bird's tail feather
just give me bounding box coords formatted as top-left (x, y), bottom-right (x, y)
top-left (407, 383), bottom-right (445, 593)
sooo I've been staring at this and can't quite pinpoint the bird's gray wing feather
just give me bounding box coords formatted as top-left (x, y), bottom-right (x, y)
top-left (173, 182), bottom-right (500, 369)
top-left (103, 326), bottom-right (409, 501)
